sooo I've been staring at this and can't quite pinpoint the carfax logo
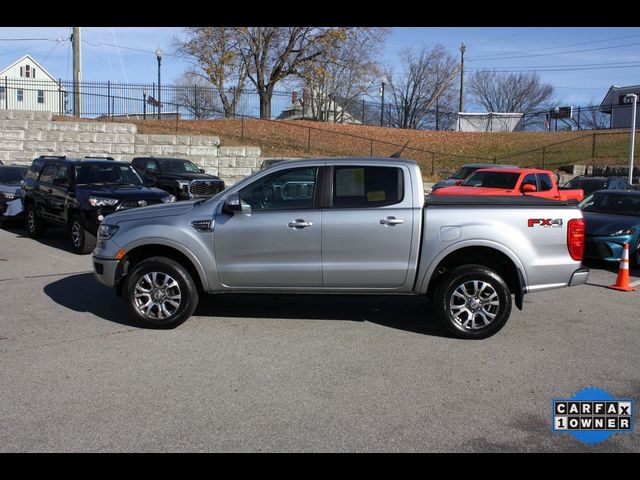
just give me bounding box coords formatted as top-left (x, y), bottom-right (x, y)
top-left (552, 387), bottom-right (634, 445)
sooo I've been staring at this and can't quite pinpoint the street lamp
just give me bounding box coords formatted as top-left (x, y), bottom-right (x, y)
top-left (143, 88), bottom-right (147, 120)
top-left (379, 77), bottom-right (386, 127)
top-left (156, 46), bottom-right (162, 120)
top-left (625, 93), bottom-right (637, 184)
top-left (554, 106), bottom-right (559, 132)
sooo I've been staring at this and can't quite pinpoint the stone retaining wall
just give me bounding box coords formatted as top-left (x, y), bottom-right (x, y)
top-left (0, 110), bottom-right (261, 185)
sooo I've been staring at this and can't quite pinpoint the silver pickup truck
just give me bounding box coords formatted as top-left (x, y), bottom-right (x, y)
top-left (93, 158), bottom-right (588, 339)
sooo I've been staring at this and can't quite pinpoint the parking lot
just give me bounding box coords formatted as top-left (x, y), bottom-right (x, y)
top-left (0, 224), bottom-right (638, 452)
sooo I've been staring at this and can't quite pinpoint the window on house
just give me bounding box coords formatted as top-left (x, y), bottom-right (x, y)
top-left (17, 89), bottom-right (24, 102)
top-left (25, 65), bottom-right (31, 78)
top-left (0, 87), bottom-right (5, 101)
top-left (32, 68), bottom-right (36, 78)
top-left (37, 90), bottom-right (44, 104)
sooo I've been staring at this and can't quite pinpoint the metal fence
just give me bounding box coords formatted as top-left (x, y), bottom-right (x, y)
top-left (1, 77), bottom-right (628, 132)
top-left (2, 77), bottom-right (638, 179)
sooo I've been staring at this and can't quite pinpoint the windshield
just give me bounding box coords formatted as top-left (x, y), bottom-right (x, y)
top-left (580, 193), bottom-right (640, 216)
top-left (451, 166), bottom-right (478, 180)
top-left (76, 163), bottom-right (143, 186)
top-left (0, 167), bottom-right (28, 184)
top-left (462, 171), bottom-right (520, 189)
top-left (567, 179), bottom-right (606, 196)
top-left (162, 159), bottom-right (201, 174)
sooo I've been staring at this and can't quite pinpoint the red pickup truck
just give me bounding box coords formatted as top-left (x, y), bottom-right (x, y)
top-left (432, 167), bottom-right (584, 202)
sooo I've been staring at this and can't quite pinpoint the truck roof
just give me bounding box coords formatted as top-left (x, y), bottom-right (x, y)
top-left (474, 167), bottom-right (550, 174)
top-left (267, 157), bottom-right (419, 169)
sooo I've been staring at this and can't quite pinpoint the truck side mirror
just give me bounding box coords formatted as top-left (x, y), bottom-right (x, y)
top-left (222, 193), bottom-right (250, 214)
top-left (199, 168), bottom-right (206, 173)
top-left (521, 183), bottom-right (537, 193)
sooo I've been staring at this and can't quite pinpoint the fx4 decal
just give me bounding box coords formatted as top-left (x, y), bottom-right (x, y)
top-left (528, 218), bottom-right (563, 228)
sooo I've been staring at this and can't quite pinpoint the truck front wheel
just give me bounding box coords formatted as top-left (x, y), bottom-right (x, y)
top-left (125, 256), bottom-right (199, 329)
top-left (434, 264), bottom-right (512, 339)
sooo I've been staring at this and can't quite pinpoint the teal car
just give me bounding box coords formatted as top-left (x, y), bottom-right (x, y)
top-left (580, 190), bottom-right (640, 267)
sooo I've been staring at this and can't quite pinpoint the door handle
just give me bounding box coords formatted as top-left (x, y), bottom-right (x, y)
top-left (288, 219), bottom-right (313, 229)
top-left (379, 216), bottom-right (404, 226)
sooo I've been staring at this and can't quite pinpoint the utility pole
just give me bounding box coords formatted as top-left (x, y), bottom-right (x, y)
top-left (458, 43), bottom-right (465, 114)
top-left (72, 27), bottom-right (81, 117)
top-left (379, 80), bottom-right (386, 127)
top-left (625, 93), bottom-right (637, 185)
top-left (457, 43), bottom-right (465, 132)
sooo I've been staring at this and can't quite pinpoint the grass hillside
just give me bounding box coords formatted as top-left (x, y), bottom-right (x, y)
top-left (54, 116), bottom-right (638, 181)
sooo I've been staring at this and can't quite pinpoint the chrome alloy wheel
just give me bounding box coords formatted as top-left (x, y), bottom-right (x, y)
top-left (70, 219), bottom-right (82, 248)
top-left (133, 272), bottom-right (182, 320)
top-left (27, 208), bottom-right (36, 233)
top-left (449, 280), bottom-right (500, 330)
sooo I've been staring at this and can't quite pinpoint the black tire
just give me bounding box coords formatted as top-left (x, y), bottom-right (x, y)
top-left (69, 214), bottom-right (96, 254)
top-left (433, 264), bottom-right (512, 339)
top-left (632, 240), bottom-right (640, 269)
top-left (24, 203), bottom-right (47, 238)
top-left (124, 256), bottom-right (199, 329)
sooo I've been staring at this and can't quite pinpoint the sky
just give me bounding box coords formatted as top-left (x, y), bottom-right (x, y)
top-left (0, 26), bottom-right (639, 110)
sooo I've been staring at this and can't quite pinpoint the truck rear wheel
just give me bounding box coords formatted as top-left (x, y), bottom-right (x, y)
top-left (434, 264), bottom-right (512, 339)
top-left (125, 256), bottom-right (199, 329)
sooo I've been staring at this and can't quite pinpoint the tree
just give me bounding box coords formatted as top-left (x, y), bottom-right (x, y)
top-left (385, 45), bottom-right (460, 130)
top-left (468, 70), bottom-right (554, 114)
top-left (174, 27), bottom-right (247, 118)
top-left (296, 28), bottom-right (388, 123)
top-left (177, 27), bottom-right (351, 120)
top-left (235, 27), bottom-right (351, 119)
top-left (174, 73), bottom-right (220, 119)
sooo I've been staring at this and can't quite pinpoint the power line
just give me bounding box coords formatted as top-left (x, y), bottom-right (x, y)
top-left (467, 31), bottom-right (640, 60)
top-left (468, 40), bottom-right (640, 62)
top-left (467, 63), bottom-right (640, 72)
top-left (0, 38), bottom-right (58, 42)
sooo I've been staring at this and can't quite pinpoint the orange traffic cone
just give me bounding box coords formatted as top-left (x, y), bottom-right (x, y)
top-left (608, 243), bottom-right (636, 292)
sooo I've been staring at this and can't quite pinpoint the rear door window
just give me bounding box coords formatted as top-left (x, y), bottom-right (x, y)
top-left (332, 166), bottom-right (403, 208)
top-left (537, 174), bottom-right (553, 191)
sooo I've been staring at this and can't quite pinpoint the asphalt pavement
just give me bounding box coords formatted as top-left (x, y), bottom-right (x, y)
top-left (0, 224), bottom-right (638, 452)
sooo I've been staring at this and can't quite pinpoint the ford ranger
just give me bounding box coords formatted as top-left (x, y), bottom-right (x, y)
top-left (432, 167), bottom-right (584, 202)
top-left (93, 158), bottom-right (589, 339)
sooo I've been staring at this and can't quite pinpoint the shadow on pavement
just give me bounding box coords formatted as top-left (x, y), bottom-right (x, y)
top-left (195, 293), bottom-right (451, 337)
top-left (43, 273), bottom-right (135, 327)
top-left (43, 273), bottom-right (451, 337)
top-left (3, 223), bottom-right (75, 254)
top-left (583, 258), bottom-right (640, 277)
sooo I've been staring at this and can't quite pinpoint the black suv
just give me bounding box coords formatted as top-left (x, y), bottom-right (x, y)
top-left (131, 156), bottom-right (225, 200)
top-left (21, 155), bottom-right (175, 254)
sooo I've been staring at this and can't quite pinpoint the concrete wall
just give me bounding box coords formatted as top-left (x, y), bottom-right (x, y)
top-left (0, 110), bottom-right (261, 185)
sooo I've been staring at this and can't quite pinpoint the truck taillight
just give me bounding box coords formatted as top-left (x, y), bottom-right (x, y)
top-left (567, 218), bottom-right (585, 261)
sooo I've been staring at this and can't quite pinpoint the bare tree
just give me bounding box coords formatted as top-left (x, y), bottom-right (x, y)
top-left (468, 70), bottom-right (554, 114)
top-left (582, 104), bottom-right (609, 130)
top-left (176, 27), bottom-right (350, 120)
top-left (296, 28), bottom-right (388, 123)
top-left (174, 27), bottom-right (247, 118)
top-left (174, 73), bottom-right (220, 119)
top-left (385, 45), bottom-right (460, 130)
top-left (235, 27), bottom-right (351, 119)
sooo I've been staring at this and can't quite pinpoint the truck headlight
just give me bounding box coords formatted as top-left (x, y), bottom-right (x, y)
top-left (177, 181), bottom-right (190, 191)
top-left (97, 224), bottom-right (119, 239)
top-left (89, 196), bottom-right (119, 207)
top-left (162, 195), bottom-right (177, 203)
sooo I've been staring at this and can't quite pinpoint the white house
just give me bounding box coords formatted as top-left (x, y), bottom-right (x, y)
top-left (599, 85), bottom-right (640, 129)
top-left (277, 89), bottom-right (361, 124)
top-left (0, 55), bottom-right (66, 114)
